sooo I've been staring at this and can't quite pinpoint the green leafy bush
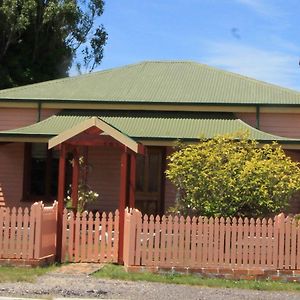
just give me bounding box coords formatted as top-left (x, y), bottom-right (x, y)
top-left (166, 133), bottom-right (300, 218)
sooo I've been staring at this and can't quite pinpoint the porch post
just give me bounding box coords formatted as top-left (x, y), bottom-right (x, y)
top-left (71, 147), bottom-right (79, 213)
top-left (129, 153), bottom-right (136, 208)
top-left (56, 143), bottom-right (66, 262)
top-left (118, 148), bottom-right (129, 264)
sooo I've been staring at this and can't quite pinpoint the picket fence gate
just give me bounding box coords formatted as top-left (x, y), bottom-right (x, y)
top-left (124, 209), bottom-right (300, 270)
top-left (61, 209), bottom-right (119, 263)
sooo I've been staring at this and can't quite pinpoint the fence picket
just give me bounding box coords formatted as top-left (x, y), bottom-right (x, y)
top-left (237, 218), bottom-right (243, 267)
top-left (197, 217), bottom-right (203, 267)
top-left (190, 217), bottom-right (197, 268)
top-left (178, 216), bottom-right (185, 266)
top-left (284, 216), bottom-right (291, 269)
top-left (290, 218), bottom-right (297, 269)
top-left (202, 217), bottom-right (208, 266)
top-left (133, 210), bottom-right (141, 265)
top-left (278, 215), bottom-right (285, 269)
top-left (261, 218), bottom-right (267, 268)
top-left (113, 210), bottom-right (119, 263)
top-left (100, 212), bottom-right (107, 261)
top-left (242, 218), bottom-right (249, 267)
top-left (107, 212), bottom-right (113, 262)
top-left (3, 208), bottom-right (10, 258)
top-left (61, 209), bottom-right (68, 262)
top-left (22, 208), bottom-right (29, 259)
top-left (254, 218), bottom-right (260, 267)
top-left (147, 215), bottom-right (155, 265)
top-left (74, 212), bottom-right (81, 262)
top-left (87, 212), bottom-right (94, 261)
top-left (208, 217), bottom-right (214, 266)
top-left (218, 217), bottom-right (225, 267)
top-left (141, 215), bottom-right (149, 265)
top-left (93, 212), bottom-right (100, 262)
top-left (154, 215), bottom-right (161, 266)
top-left (224, 217), bottom-right (231, 267)
top-left (213, 217), bottom-right (220, 267)
top-left (9, 207), bottom-right (16, 258)
top-left (16, 207), bottom-right (23, 259)
top-left (184, 216), bottom-right (191, 266)
top-left (231, 218), bottom-right (237, 267)
top-left (68, 211), bottom-right (75, 262)
top-left (266, 218), bottom-right (273, 267)
top-left (171, 216), bottom-right (179, 265)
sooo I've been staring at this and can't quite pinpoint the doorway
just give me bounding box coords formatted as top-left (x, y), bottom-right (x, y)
top-left (135, 147), bottom-right (165, 215)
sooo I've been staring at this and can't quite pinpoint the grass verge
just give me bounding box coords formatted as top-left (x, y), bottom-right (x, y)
top-left (0, 264), bottom-right (57, 283)
top-left (93, 264), bottom-right (300, 292)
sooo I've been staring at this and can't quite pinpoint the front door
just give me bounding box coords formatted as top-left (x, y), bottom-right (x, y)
top-left (135, 147), bottom-right (165, 216)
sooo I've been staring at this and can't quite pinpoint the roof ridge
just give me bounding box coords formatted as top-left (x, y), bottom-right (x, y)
top-left (138, 60), bottom-right (300, 95)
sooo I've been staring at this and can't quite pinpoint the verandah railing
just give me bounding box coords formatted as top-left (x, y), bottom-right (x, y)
top-left (124, 209), bottom-right (300, 270)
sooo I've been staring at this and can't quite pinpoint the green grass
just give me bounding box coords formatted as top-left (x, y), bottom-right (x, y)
top-left (93, 264), bottom-right (300, 292)
top-left (0, 264), bottom-right (57, 283)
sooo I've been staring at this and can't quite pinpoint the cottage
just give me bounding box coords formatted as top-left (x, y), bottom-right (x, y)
top-left (0, 60), bottom-right (300, 217)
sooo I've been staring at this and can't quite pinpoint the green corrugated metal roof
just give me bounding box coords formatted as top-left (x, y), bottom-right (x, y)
top-left (0, 110), bottom-right (298, 142)
top-left (0, 61), bottom-right (299, 105)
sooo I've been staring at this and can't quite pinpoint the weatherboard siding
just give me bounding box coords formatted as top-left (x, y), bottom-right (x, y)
top-left (86, 147), bottom-right (121, 213)
top-left (0, 143), bottom-right (24, 207)
top-left (164, 147), bottom-right (177, 212)
top-left (0, 108), bottom-right (60, 131)
top-left (237, 113), bottom-right (300, 139)
top-left (40, 109), bottom-right (61, 121)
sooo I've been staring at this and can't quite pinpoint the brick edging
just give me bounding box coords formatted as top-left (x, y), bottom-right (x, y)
top-left (0, 254), bottom-right (55, 267)
top-left (125, 265), bottom-right (300, 282)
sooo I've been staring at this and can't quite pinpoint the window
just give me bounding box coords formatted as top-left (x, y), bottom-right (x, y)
top-left (23, 143), bottom-right (59, 201)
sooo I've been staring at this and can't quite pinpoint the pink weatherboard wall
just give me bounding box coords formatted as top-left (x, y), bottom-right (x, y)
top-left (86, 146), bottom-right (121, 213)
top-left (0, 108), bottom-right (59, 131)
top-left (0, 108), bottom-right (60, 207)
top-left (237, 113), bottom-right (300, 139)
top-left (164, 146), bottom-right (177, 212)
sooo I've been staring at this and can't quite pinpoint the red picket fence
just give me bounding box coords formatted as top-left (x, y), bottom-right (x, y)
top-left (124, 209), bottom-right (300, 270)
top-left (61, 209), bottom-right (119, 263)
top-left (0, 202), bottom-right (57, 260)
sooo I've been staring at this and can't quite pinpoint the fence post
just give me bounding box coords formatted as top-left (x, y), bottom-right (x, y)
top-left (123, 208), bottom-right (138, 267)
top-left (34, 202), bottom-right (43, 259)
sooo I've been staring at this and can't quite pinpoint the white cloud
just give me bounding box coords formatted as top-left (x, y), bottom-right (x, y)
top-left (201, 41), bottom-right (300, 91)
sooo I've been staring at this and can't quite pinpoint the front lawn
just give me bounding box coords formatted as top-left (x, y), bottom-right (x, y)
top-left (0, 265), bottom-right (57, 283)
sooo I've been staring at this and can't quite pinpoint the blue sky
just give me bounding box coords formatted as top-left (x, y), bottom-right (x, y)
top-left (82, 0), bottom-right (300, 91)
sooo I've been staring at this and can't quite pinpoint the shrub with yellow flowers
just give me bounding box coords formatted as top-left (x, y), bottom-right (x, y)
top-left (166, 132), bottom-right (300, 218)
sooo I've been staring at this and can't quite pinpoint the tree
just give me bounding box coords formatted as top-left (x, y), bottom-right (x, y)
top-left (166, 133), bottom-right (300, 218)
top-left (0, 0), bottom-right (107, 89)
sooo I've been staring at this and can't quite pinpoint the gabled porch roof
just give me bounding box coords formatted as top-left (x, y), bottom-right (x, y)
top-left (0, 110), bottom-right (299, 146)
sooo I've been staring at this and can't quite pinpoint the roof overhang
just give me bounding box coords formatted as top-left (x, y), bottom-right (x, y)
top-left (48, 117), bottom-right (144, 154)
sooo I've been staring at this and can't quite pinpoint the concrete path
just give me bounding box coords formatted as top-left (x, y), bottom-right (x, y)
top-left (49, 263), bottom-right (103, 276)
